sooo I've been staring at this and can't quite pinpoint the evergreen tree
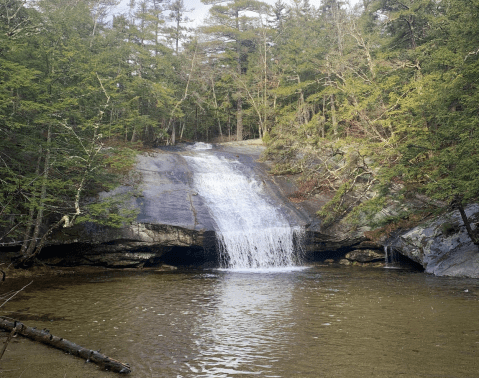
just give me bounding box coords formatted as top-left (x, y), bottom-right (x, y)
top-left (201, 0), bottom-right (268, 140)
top-left (166, 0), bottom-right (193, 54)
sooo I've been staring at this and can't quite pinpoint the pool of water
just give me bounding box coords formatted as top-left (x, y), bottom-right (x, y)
top-left (1, 266), bottom-right (478, 377)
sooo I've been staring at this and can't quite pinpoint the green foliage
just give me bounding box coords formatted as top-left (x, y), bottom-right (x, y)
top-left (317, 180), bottom-right (354, 227)
top-left (0, 0), bottom-right (153, 251)
top-left (261, 0), bottom-right (479, 237)
top-left (440, 221), bottom-right (460, 237)
top-left (262, 131), bottom-right (271, 144)
top-left (2, 0), bottom-right (479, 248)
top-left (77, 194), bottom-right (139, 228)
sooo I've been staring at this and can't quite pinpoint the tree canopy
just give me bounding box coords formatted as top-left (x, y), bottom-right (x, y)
top-left (1, 0), bottom-right (479, 253)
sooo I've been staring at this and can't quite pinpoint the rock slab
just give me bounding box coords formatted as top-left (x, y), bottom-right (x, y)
top-left (388, 204), bottom-right (479, 277)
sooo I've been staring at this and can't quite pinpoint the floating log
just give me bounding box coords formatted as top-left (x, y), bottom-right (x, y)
top-left (0, 317), bottom-right (131, 374)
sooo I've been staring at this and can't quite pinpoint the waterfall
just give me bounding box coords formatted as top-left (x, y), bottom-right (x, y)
top-left (184, 147), bottom-right (303, 270)
top-left (384, 245), bottom-right (397, 268)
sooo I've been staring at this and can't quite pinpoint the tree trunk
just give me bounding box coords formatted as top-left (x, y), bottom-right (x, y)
top-left (456, 203), bottom-right (479, 245)
top-left (235, 10), bottom-right (243, 142)
top-left (20, 148), bottom-right (42, 254)
top-left (25, 125), bottom-right (51, 256)
top-left (195, 106), bottom-right (198, 141)
top-left (331, 94), bottom-right (337, 136)
top-left (176, 17), bottom-right (180, 54)
top-left (130, 126), bottom-right (138, 143)
top-left (180, 121), bottom-right (185, 141)
top-left (228, 112), bottom-right (231, 140)
top-left (0, 317), bottom-right (131, 374)
top-left (210, 79), bottom-right (223, 139)
top-left (14, 216), bottom-right (68, 268)
top-left (321, 95), bottom-right (326, 138)
top-left (236, 96), bottom-right (243, 141)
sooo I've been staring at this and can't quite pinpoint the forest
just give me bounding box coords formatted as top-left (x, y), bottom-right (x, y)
top-left (1, 0), bottom-right (479, 259)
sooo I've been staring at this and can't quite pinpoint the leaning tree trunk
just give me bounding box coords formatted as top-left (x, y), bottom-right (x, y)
top-left (451, 196), bottom-right (479, 246)
top-left (14, 217), bottom-right (68, 268)
top-left (456, 203), bottom-right (479, 246)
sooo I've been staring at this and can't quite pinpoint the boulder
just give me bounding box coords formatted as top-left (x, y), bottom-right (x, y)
top-left (387, 204), bottom-right (479, 277)
top-left (345, 249), bottom-right (384, 263)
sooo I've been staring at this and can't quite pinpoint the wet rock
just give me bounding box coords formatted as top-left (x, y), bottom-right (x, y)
top-left (345, 249), bottom-right (384, 263)
top-left (339, 259), bottom-right (351, 266)
top-left (303, 231), bottom-right (366, 256)
top-left (41, 144), bottom-right (309, 267)
top-left (324, 259), bottom-right (335, 264)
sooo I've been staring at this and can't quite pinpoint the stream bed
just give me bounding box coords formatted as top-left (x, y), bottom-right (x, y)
top-left (1, 265), bottom-right (478, 378)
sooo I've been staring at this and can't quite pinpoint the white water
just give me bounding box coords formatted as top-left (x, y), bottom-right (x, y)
top-left (187, 142), bottom-right (213, 150)
top-left (384, 245), bottom-right (399, 268)
top-left (184, 151), bottom-right (303, 270)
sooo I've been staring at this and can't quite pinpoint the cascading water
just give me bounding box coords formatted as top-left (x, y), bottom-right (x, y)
top-left (384, 245), bottom-right (398, 268)
top-left (184, 144), bottom-right (303, 270)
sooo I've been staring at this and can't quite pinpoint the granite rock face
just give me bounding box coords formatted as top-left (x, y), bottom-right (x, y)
top-left (387, 204), bottom-right (479, 277)
top-left (45, 141), bottom-right (383, 267)
top-left (44, 141), bottom-right (479, 277)
top-left (46, 142), bottom-right (310, 267)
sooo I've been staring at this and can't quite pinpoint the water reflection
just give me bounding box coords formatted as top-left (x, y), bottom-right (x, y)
top-left (189, 272), bottom-right (296, 377)
top-left (1, 268), bottom-right (479, 378)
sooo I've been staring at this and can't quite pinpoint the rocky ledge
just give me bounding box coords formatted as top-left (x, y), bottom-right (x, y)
top-left (386, 204), bottom-right (479, 278)
top-left (41, 141), bottom-right (310, 268)
top-left (23, 141), bottom-right (479, 277)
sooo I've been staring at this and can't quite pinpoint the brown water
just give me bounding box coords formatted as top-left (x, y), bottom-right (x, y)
top-left (1, 266), bottom-right (478, 378)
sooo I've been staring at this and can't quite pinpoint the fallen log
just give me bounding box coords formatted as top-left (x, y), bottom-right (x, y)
top-left (0, 317), bottom-right (131, 374)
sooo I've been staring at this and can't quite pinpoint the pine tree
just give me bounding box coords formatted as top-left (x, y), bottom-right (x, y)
top-left (201, 0), bottom-right (268, 141)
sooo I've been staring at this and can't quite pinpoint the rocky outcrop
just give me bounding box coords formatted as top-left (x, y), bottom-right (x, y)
top-left (44, 142), bottom-right (310, 267)
top-left (266, 170), bottom-right (371, 253)
top-left (38, 140), bottom-right (479, 277)
top-left (386, 204), bottom-right (479, 277)
top-left (345, 249), bottom-right (384, 263)
top-left (42, 140), bottom-right (389, 268)
top-left (269, 151), bottom-right (479, 277)
top-left (44, 222), bottom-right (217, 267)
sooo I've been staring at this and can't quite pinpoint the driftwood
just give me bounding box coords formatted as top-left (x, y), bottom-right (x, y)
top-left (0, 317), bottom-right (131, 374)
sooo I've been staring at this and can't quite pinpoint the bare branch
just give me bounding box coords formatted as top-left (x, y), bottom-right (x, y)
top-left (0, 281), bottom-right (33, 309)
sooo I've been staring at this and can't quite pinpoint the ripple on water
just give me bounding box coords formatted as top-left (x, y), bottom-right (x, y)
top-left (0, 268), bottom-right (478, 378)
